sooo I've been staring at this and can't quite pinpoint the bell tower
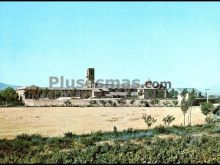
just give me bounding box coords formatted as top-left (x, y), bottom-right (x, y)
top-left (85, 68), bottom-right (95, 88)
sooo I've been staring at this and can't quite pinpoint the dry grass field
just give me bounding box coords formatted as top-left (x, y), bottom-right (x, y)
top-left (0, 107), bottom-right (205, 139)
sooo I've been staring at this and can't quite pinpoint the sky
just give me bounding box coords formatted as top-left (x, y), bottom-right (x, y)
top-left (0, 2), bottom-right (220, 92)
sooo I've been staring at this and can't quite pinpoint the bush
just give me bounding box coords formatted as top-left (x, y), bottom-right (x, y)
top-left (205, 116), bottom-right (214, 124)
top-left (201, 102), bottom-right (214, 115)
top-left (99, 100), bottom-right (106, 107)
top-left (154, 125), bottom-right (168, 134)
top-left (142, 115), bottom-right (157, 128)
top-left (163, 115), bottom-right (175, 127)
top-left (89, 100), bottom-right (97, 106)
top-left (64, 132), bottom-right (77, 138)
top-left (64, 100), bottom-right (72, 107)
top-left (172, 100), bottom-right (178, 106)
top-left (2, 135), bottom-right (220, 163)
top-left (130, 100), bottom-right (135, 105)
top-left (213, 127), bottom-right (220, 133)
top-left (113, 126), bottom-right (118, 136)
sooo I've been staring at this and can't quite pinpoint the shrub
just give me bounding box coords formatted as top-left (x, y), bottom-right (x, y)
top-left (81, 138), bottom-right (95, 146)
top-left (130, 100), bottom-right (135, 105)
top-left (163, 115), bottom-right (175, 127)
top-left (142, 115), bottom-right (157, 128)
top-left (64, 132), bottom-right (76, 138)
top-left (140, 100), bottom-right (150, 107)
top-left (99, 100), bottom-right (106, 107)
top-left (172, 100), bottom-right (178, 106)
top-left (64, 100), bottom-right (72, 107)
top-left (154, 125), bottom-right (168, 134)
top-left (89, 100), bottom-right (97, 106)
top-left (108, 100), bottom-right (113, 106)
top-left (205, 116), bottom-right (214, 124)
top-left (113, 126), bottom-right (118, 133)
top-left (201, 102), bottom-right (214, 115)
top-left (213, 127), bottom-right (220, 133)
top-left (117, 99), bottom-right (126, 107)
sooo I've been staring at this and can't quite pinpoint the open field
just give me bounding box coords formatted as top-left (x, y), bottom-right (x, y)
top-left (0, 107), bottom-right (205, 139)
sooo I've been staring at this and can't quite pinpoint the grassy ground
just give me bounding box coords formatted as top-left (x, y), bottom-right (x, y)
top-left (1, 121), bottom-right (220, 164)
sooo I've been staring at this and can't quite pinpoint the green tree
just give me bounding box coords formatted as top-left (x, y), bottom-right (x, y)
top-left (181, 88), bottom-right (188, 97)
top-left (0, 87), bottom-right (19, 106)
top-left (0, 88), bottom-right (23, 106)
top-left (172, 100), bottom-right (178, 106)
top-left (181, 98), bottom-right (189, 126)
top-left (168, 89), bottom-right (178, 99)
top-left (138, 90), bottom-right (143, 97)
top-left (201, 102), bottom-right (214, 116)
top-left (188, 88), bottom-right (197, 126)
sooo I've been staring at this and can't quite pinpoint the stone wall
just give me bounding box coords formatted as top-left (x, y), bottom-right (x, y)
top-left (23, 98), bottom-right (179, 107)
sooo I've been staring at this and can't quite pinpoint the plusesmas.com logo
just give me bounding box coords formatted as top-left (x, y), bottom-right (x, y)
top-left (48, 76), bottom-right (172, 89)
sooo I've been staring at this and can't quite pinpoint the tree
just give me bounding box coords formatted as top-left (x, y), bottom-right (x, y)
top-left (127, 90), bottom-right (131, 98)
top-left (99, 100), bottom-right (106, 107)
top-left (40, 88), bottom-right (49, 98)
top-left (55, 90), bottom-right (61, 98)
top-left (138, 90), bottom-right (143, 97)
top-left (181, 98), bottom-right (189, 126)
top-left (181, 88), bottom-right (188, 97)
top-left (0, 87), bottom-right (19, 106)
top-left (38, 88), bottom-right (44, 98)
top-left (156, 90), bottom-right (165, 99)
top-left (201, 101), bottom-right (214, 116)
top-left (172, 100), bottom-right (178, 106)
top-left (198, 92), bottom-right (202, 98)
top-left (163, 115), bottom-right (175, 127)
top-left (47, 90), bottom-right (55, 99)
top-left (187, 88), bottom-right (197, 126)
top-left (201, 102), bottom-right (214, 124)
top-left (168, 89), bottom-right (178, 99)
top-left (117, 99), bottom-right (126, 107)
top-left (108, 100), bottom-right (114, 107)
top-left (70, 89), bottom-right (77, 98)
top-left (0, 91), bottom-right (2, 105)
top-left (142, 115), bottom-right (157, 128)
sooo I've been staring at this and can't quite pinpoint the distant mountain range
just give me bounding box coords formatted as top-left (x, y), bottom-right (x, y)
top-left (0, 82), bottom-right (21, 90)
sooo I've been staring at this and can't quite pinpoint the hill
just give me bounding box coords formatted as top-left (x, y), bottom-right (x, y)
top-left (0, 82), bottom-right (20, 90)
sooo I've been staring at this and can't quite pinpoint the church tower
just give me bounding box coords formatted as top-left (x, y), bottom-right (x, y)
top-left (85, 68), bottom-right (95, 88)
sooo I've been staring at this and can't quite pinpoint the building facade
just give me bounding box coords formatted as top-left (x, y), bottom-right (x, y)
top-left (16, 68), bottom-right (168, 101)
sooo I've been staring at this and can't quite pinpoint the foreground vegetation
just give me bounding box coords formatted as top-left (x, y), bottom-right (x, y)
top-left (1, 121), bottom-right (220, 164)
